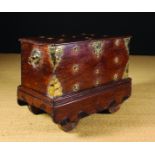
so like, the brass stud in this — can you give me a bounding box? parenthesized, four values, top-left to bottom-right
(95, 79, 100, 86)
(113, 73, 118, 81)
(72, 64, 79, 73)
(115, 39, 121, 46)
(95, 69, 100, 74)
(72, 45, 79, 55)
(73, 83, 80, 92)
(114, 57, 119, 64)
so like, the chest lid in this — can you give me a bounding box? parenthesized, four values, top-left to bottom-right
(19, 34, 131, 45)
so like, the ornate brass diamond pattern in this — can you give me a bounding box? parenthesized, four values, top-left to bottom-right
(49, 45, 64, 71)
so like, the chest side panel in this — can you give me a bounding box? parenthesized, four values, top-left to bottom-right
(49, 37, 130, 97)
(21, 42, 53, 94)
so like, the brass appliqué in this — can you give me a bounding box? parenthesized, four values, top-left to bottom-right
(123, 62, 129, 79)
(90, 41, 104, 58)
(28, 49, 41, 68)
(48, 76, 63, 98)
(49, 45, 64, 71)
(124, 37, 131, 54)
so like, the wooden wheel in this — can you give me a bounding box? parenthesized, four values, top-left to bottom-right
(17, 99, 27, 106)
(59, 121, 79, 132)
(28, 105, 44, 115)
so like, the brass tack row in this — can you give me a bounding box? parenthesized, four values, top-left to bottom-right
(71, 41, 120, 92)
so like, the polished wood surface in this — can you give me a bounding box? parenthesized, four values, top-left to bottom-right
(20, 36, 129, 95)
(21, 42, 53, 94)
(0, 54, 155, 141)
(18, 36, 131, 131)
(53, 78, 131, 124)
(17, 78, 131, 130)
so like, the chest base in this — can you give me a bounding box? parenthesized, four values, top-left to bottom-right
(17, 78, 131, 131)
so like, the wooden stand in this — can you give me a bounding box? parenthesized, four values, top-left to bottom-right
(17, 78, 131, 131)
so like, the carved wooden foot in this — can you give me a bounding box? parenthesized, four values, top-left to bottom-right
(98, 100, 120, 114)
(28, 105, 45, 115)
(107, 102, 121, 113)
(58, 120, 79, 132)
(17, 99, 27, 106)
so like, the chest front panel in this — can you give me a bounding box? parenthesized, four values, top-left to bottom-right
(47, 37, 130, 98)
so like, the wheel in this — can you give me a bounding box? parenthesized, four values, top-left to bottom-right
(17, 99, 27, 106)
(59, 121, 79, 132)
(28, 105, 44, 115)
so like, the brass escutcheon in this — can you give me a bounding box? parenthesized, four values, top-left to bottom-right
(28, 49, 41, 67)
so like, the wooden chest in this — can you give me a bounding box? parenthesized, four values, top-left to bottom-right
(17, 34, 132, 131)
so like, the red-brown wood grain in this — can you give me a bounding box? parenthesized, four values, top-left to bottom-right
(18, 34, 132, 131)
(20, 42, 53, 94)
(20, 35, 130, 96)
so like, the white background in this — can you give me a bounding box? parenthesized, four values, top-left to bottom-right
(0, 0, 155, 12)
(0, 0, 155, 154)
